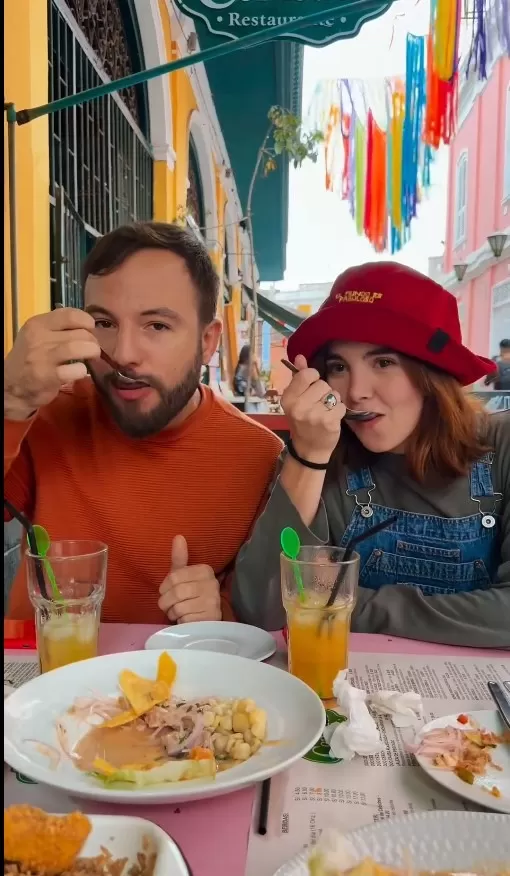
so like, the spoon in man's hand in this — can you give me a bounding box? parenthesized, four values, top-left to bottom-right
(97, 349, 141, 384)
(281, 359, 379, 422)
(55, 303, 140, 384)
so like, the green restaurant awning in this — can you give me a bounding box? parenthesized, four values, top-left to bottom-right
(205, 41, 303, 282)
(245, 286, 305, 336)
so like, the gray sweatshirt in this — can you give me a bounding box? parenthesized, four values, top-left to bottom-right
(232, 412, 510, 648)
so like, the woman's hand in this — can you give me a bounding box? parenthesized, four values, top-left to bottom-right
(281, 354, 346, 463)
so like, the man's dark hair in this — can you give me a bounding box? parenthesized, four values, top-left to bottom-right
(82, 221, 219, 324)
(500, 339, 510, 349)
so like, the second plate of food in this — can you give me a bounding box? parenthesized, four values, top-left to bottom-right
(144, 622, 276, 661)
(413, 709, 510, 814)
(4, 648, 325, 804)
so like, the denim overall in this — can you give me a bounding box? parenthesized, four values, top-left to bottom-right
(339, 454, 501, 595)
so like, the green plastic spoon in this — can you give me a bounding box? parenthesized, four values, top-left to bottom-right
(280, 527, 306, 603)
(27, 525, 64, 604)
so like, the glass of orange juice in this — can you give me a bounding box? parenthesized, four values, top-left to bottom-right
(26, 540, 107, 673)
(281, 546, 359, 700)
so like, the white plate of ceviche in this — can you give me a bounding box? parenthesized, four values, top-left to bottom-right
(273, 811, 510, 875)
(411, 710, 510, 814)
(3, 649, 325, 804)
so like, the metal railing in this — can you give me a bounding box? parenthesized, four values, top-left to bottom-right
(472, 391, 510, 412)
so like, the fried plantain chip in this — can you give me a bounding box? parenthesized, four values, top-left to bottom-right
(118, 669, 169, 716)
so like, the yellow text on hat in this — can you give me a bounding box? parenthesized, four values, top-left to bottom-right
(335, 291, 383, 304)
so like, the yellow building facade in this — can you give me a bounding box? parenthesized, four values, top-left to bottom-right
(4, 0, 247, 374)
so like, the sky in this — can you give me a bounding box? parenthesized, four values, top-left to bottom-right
(278, 0, 453, 290)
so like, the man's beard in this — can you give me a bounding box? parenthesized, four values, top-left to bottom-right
(90, 347, 203, 439)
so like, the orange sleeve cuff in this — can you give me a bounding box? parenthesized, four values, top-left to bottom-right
(4, 416, 36, 469)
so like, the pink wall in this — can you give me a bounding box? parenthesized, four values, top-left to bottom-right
(443, 57, 510, 356)
(455, 260, 509, 357)
(444, 57, 509, 272)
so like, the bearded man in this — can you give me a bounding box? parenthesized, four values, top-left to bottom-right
(4, 222, 282, 623)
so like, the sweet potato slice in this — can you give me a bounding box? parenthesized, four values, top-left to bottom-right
(4, 805, 91, 874)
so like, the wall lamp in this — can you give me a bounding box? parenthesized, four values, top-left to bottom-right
(453, 263, 468, 282)
(487, 232, 508, 258)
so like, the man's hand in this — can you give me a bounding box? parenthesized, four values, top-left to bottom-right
(158, 535, 222, 623)
(4, 307, 101, 421)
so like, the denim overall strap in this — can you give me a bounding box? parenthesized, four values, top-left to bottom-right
(345, 467, 375, 493)
(470, 452, 502, 529)
(470, 452, 495, 498)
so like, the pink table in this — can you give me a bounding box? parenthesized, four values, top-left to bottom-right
(90, 626, 509, 876)
(6, 627, 509, 875)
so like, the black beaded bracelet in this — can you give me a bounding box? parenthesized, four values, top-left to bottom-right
(286, 439, 329, 470)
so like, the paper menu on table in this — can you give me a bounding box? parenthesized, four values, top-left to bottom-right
(4, 656, 40, 689)
(244, 653, 510, 876)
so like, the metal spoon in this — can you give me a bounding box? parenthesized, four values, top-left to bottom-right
(54, 303, 140, 384)
(98, 348, 141, 384)
(281, 359, 379, 422)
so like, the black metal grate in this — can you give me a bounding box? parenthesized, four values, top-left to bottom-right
(65, 0, 144, 128)
(48, 0, 153, 307)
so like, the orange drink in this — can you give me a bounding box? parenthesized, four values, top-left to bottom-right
(37, 612, 100, 673)
(26, 540, 107, 673)
(281, 546, 359, 699)
(286, 596, 354, 699)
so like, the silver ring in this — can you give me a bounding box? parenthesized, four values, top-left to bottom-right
(322, 392, 338, 411)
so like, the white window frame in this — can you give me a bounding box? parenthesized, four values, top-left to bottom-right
(504, 85, 510, 203)
(489, 280, 510, 357)
(454, 150, 468, 247)
(457, 300, 467, 342)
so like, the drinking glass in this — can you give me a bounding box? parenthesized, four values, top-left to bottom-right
(281, 546, 359, 699)
(26, 540, 107, 673)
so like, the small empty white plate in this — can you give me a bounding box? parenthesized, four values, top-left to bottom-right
(144, 622, 276, 661)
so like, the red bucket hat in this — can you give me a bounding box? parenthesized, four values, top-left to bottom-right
(287, 262, 496, 386)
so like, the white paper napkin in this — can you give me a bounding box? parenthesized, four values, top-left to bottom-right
(323, 670, 384, 761)
(323, 670, 423, 761)
(368, 689, 423, 727)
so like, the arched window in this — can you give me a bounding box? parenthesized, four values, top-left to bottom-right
(504, 85, 510, 203)
(49, 0, 153, 307)
(187, 138, 206, 231)
(454, 151, 468, 247)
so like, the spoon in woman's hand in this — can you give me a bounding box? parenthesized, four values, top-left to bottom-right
(281, 359, 379, 422)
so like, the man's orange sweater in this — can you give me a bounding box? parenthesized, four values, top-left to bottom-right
(4, 380, 282, 623)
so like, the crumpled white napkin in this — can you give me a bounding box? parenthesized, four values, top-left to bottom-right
(322, 670, 423, 761)
(368, 689, 423, 727)
(322, 670, 384, 761)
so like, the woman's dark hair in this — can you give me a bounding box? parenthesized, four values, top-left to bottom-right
(237, 345, 251, 366)
(82, 221, 219, 325)
(311, 344, 491, 483)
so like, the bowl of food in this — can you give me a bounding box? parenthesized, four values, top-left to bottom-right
(4, 806, 189, 875)
(3, 649, 325, 803)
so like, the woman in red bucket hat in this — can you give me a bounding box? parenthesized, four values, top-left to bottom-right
(232, 262, 510, 648)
